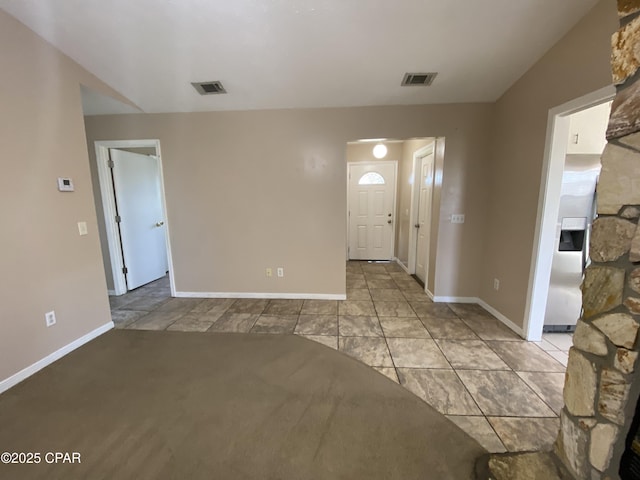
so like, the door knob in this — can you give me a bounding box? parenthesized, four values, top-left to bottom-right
(155, 221, 164, 227)
(415, 224, 420, 228)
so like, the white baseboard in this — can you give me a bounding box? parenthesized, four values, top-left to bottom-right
(0, 321, 114, 395)
(395, 258, 411, 274)
(425, 289, 434, 300)
(477, 299, 525, 338)
(432, 296, 478, 303)
(431, 296, 524, 339)
(107, 290, 116, 296)
(175, 291, 346, 300)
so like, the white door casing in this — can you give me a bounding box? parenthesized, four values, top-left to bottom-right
(348, 162, 397, 260)
(111, 149, 168, 290)
(95, 139, 174, 297)
(525, 85, 615, 341)
(415, 152, 434, 283)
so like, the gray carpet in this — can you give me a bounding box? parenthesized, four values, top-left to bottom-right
(0, 330, 485, 479)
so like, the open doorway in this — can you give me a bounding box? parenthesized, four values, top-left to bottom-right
(94, 140, 174, 297)
(346, 140, 402, 262)
(345, 137, 440, 295)
(524, 85, 615, 342)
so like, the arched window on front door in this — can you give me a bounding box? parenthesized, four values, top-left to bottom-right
(358, 172, 385, 185)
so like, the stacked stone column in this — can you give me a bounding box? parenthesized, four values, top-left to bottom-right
(555, 1, 640, 478)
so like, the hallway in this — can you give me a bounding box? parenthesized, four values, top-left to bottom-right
(110, 261, 569, 453)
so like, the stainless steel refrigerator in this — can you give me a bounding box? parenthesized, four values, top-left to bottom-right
(543, 154, 601, 332)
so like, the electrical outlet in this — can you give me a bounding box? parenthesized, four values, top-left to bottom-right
(451, 214, 465, 224)
(265, 268, 272, 277)
(277, 267, 284, 278)
(45, 311, 56, 327)
(493, 278, 500, 291)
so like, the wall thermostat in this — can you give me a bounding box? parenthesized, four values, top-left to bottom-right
(57, 177, 74, 192)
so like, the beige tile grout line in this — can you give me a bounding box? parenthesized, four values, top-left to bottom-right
(427, 333, 508, 451)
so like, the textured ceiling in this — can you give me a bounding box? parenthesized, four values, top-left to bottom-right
(1, 0, 600, 114)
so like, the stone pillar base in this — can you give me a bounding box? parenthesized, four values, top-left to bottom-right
(476, 451, 575, 480)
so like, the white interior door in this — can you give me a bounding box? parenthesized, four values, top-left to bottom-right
(110, 149, 168, 290)
(415, 153, 434, 283)
(348, 162, 396, 260)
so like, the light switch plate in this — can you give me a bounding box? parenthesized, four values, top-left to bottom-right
(57, 177, 74, 192)
(78, 221, 88, 236)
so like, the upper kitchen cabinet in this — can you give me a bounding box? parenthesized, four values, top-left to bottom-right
(566, 101, 612, 155)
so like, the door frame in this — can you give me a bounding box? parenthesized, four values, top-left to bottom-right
(523, 85, 615, 341)
(94, 139, 175, 296)
(407, 143, 435, 284)
(346, 160, 398, 261)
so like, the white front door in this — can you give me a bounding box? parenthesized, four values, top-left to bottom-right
(415, 153, 434, 283)
(110, 149, 168, 290)
(348, 162, 396, 260)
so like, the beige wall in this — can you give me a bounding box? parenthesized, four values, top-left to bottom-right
(0, 10, 136, 384)
(480, 0, 618, 327)
(345, 141, 403, 164)
(85, 103, 493, 298)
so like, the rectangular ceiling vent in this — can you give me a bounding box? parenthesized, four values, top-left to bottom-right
(401, 72, 437, 87)
(192, 81, 227, 95)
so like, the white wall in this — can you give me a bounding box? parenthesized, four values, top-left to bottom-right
(566, 101, 612, 154)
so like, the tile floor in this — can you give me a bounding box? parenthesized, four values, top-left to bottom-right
(109, 261, 573, 454)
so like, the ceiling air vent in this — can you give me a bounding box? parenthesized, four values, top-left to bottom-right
(192, 81, 227, 95)
(401, 72, 437, 87)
